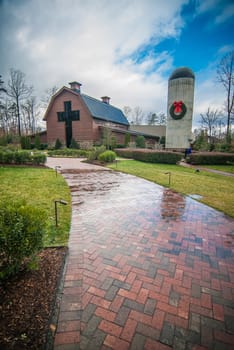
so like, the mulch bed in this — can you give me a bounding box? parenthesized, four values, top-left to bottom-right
(0, 247, 67, 349)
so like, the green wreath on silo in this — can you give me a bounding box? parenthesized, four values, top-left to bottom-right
(169, 101, 187, 120)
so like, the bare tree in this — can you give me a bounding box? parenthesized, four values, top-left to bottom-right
(123, 106, 145, 124)
(7, 69, 33, 136)
(132, 106, 145, 124)
(123, 106, 132, 120)
(147, 112, 166, 125)
(0, 75, 7, 135)
(21, 96, 38, 134)
(217, 51, 234, 137)
(0, 75, 7, 94)
(41, 86, 59, 109)
(0, 99, 19, 135)
(147, 112, 157, 125)
(200, 108, 223, 143)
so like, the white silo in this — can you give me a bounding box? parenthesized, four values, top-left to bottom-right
(166, 67, 195, 150)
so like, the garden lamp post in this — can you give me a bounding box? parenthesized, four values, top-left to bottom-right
(55, 165, 61, 177)
(165, 172, 171, 186)
(54, 199, 67, 226)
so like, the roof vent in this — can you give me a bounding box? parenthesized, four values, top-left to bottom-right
(101, 96, 110, 104)
(69, 81, 82, 93)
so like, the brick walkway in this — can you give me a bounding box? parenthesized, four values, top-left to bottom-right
(46, 158, 234, 350)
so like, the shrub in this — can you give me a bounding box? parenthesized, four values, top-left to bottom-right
(47, 148, 88, 158)
(98, 150, 116, 163)
(39, 143, 48, 150)
(1, 149, 15, 164)
(115, 148, 182, 164)
(111, 136, 117, 150)
(136, 135, 145, 148)
(160, 136, 166, 146)
(0, 135, 8, 146)
(55, 138, 63, 149)
(115, 149, 134, 159)
(124, 133, 130, 147)
(34, 134, 41, 149)
(0, 200, 46, 280)
(116, 144, 126, 148)
(14, 150, 31, 164)
(20, 136, 31, 149)
(79, 141, 93, 150)
(187, 152, 234, 165)
(0, 149, 46, 165)
(215, 142, 231, 152)
(32, 152, 47, 165)
(70, 138, 79, 149)
(87, 145, 106, 161)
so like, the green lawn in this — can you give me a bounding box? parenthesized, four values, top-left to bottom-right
(200, 165, 234, 174)
(0, 166, 71, 246)
(109, 160, 234, 217)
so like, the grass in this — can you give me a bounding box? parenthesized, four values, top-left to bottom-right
(108, 160, 234, 217)
(0, 166, 71, 246)
(199, 165, 234, 174)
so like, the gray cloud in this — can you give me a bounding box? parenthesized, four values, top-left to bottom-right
(0, 0, 231, 124)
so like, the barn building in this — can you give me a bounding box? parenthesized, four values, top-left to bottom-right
(43, 82, 161, 148)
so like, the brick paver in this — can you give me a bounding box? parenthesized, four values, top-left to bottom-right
(46, 158, 234, 350)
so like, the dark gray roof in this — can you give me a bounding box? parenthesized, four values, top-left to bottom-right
(169, 67, 195, 81)
(81, 94, 129, 126)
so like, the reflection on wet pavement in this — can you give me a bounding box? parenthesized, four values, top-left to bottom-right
(160, 189, 186, 219)
(52, 165, 234, 350)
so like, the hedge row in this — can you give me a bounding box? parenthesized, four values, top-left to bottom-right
(0, 149, 46, 165)
(116, 148, 183, 164)
(187, 152, 234, 165)
(47, 148, 89, 157)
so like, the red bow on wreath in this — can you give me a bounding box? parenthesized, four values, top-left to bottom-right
(173, 101, 183, 114)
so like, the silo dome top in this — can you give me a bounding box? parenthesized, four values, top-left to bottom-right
(169, 67, 195, 80)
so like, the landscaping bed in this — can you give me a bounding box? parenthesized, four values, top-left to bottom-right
(0, 247, 67, 350)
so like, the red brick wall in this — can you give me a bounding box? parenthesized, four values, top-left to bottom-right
(92, 120, 128, 145)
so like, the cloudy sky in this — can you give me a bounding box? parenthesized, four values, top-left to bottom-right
(0, 0, 233, 127)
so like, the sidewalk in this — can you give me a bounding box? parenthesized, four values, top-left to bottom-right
(179, 161, 234, 177)
(46, 158, 234, 350)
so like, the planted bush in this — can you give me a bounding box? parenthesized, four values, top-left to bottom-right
(187, 152, 234, 165)
(1, 149, 15, 164)
(47, 148, 88, 158)
(98, 150, 116, 163)
(136, 135, 145, 148)
(116, 148, 182, 164)
(34, 134, 41, 149)
(20, 136, 31, 150)
(14, 150, 31, 164)
(55, 138, 63, 149)
(32, 152, 47, 165)
(0, 200, 46, 280)
(87, 145, 106, 161)
(70, 138, 79, 149)
(0, 149, 46, 165)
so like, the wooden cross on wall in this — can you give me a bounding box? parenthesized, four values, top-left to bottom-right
(57, 101, 80, 147)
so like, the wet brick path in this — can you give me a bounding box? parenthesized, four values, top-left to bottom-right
(46, 159, 234, 350)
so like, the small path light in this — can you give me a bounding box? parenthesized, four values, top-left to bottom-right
(55, 166, 61, 177)
(55, 199, 68, 226)
(165, 172, 171, 186)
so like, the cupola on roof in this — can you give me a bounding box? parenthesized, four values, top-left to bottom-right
(169, 67, 195, 81)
